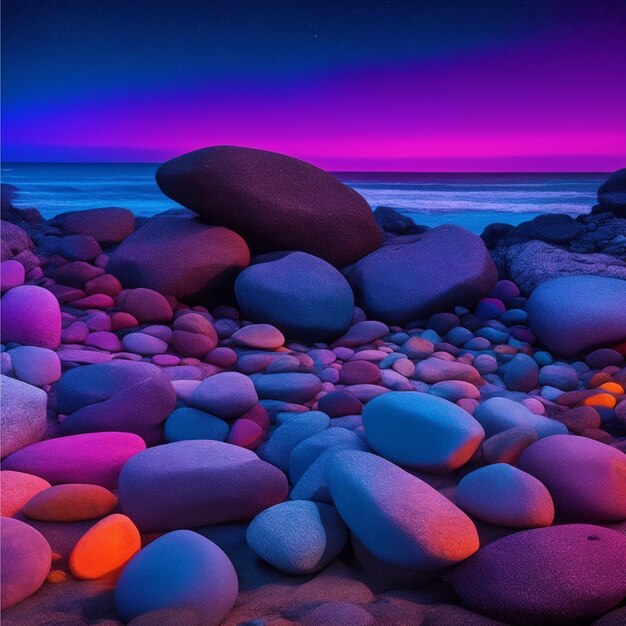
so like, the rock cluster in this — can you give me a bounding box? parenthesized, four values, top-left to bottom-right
(1, 152, 625, 625)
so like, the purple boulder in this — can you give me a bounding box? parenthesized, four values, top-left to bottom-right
(451, 524, 626, 625)
(343, 225, 498, 324)
(53, 207, 135, 244)
(118, 440, 288, 532)
(155, 146, 382, 267)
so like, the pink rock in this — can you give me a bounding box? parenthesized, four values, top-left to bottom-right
(239, 403, 270, 432)
(2, 432, 146, 489)
(1, 285, 61, 348)
(118, 288, 173, 323)
(111, 311, 138, 330)
(57, 349, 114, 364)
(84, 273, 123, 297)
(0, 470, 51, 517)
(205, 347, 238, 368)
(85, 311, 112, 332)
(339, 361, 381, 385)
(1, 260, 25, 292)
(61, 320, 89, 344)
(231, 324, 285, 350)
(85, 331, 123, 352)
(227, 418, 264, 449)
(171, 330, 216, 358)
(1, 517, 52, 610)
(72, 294, 116, 309)
(152, 354, 181, 367)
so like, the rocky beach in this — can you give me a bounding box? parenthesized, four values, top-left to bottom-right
(1, 147, 626, 626)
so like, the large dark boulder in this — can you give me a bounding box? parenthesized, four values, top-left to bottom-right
(598, 168, 626, 216)
(343, 225, 497, 325)
(235, 251, 354, 342)
(107, 216, 250, 299)
(155, 146, 383, 267)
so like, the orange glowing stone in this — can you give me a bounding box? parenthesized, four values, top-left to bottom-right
(599, 382, 624, 395)
(583, 393, 617, 409)
(69, 513, 141, 580)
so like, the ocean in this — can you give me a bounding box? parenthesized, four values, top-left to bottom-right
(0, 163, 607, 234)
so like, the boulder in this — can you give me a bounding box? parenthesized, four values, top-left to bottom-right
(107, 216, 250, 299)
(0, 375, 47, 458)
(598, 168, 626, 216)
(53, 207, 135, 244)
(451, 524, 626, 625)
(343, 225, 497, 324)
(115, 530, 238, 624)
(246, 500, 348, 574)
(1, 259, 25, 292)
(496, 240, 626, 296)
(328, 451, 479, 571)
(155, 146, 382, 267)
(517, 434, 626, 522)
(2, 431, 146, 489)
(362, 392, 484, 473)
(1, 518, 51, 610)
(235, 251, 354, 341)
(118, 440, 288, 532)
(56, 361, 176, 444)
(164, 407, 229, 443)
(1, 285, 61, 348)
(527, 275, 626, 356)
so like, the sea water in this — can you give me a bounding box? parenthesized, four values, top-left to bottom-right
(0, 163, 606, 234)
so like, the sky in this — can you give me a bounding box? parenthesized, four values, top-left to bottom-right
(2, 0, 626, 170)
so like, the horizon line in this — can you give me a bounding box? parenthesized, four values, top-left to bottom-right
(0, 162, 612, 175)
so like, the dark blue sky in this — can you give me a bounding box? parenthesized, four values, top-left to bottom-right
(2, 0, 626, 168)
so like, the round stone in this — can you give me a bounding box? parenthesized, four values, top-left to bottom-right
(503, 353, 539, 392)
(451, 524, 626, 624)
(250, 372, 323, 404)
(1, 285, 61, 348)
(231, 324, 285, 350)
(164, 407, 229, 443)
(339, 360, 381, 385)
(53, 207, 135, 244)
(69, 513, 141, 580)
(246, 500, 348, 574)
(118, 288, 173, 323)
(455, 464, 554, 528)
(517, 434, 626, 522)
(190, 372, 258, 420)
(115, 529, 238, 624)
(527, 276, 626, 356)
(118, 440, 288, 532)
(235, 251, 354, 342)
(9, 346, 61, 386)
(122, 332, 168, 356)
(329, 451, 478, 571)
(1, 517, 52, 610)
(23, 483, 118, 522)
(1, 260, 25, 292)
(362, 392, 484, 473)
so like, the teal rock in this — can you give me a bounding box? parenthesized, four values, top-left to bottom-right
(164, 407, 229, 443)
(115, 530, 238, 623)
(362, 392, 484, 473)
(246, 500, 348, 574)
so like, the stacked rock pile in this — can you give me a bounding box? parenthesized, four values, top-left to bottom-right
(1, 148, 626, 625)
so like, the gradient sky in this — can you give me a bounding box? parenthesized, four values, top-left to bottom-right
(2, 0, 626, 170)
